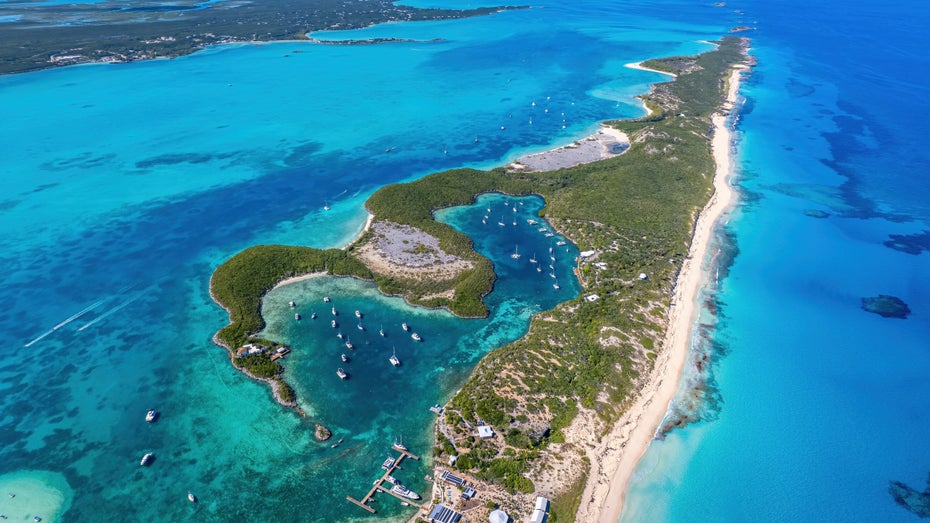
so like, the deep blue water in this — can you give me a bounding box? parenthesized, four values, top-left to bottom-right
(622, 1, 930, 521)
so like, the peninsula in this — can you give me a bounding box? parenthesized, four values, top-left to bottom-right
(209, 36, 751, 521)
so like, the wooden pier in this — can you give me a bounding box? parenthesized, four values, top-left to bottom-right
(347, 447, 429, 514)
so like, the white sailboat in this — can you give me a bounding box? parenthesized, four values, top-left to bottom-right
(511, 244, 521, 259)
(379, 324, 385, 337)
(529, 253, 538, 264)
(389, 346, 401, 367)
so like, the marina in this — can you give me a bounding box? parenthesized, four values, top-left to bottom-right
(346, 447, 427, 514)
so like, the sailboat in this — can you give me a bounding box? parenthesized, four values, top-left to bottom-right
(389, 346, 401, 367)
(332, 306, 337, 316)
(529, 253, 538, 264)
(511, 245, 521, 259)
(553, 280, 560, 290)
(357, 319, 364, 331)
(497, 216, 505, 227)
(323, 201, 330, 211)
(345, 337, 353, 350)
(379, 324, 385, 337)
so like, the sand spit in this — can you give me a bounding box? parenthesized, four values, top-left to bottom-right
(508, 125, 630, 172)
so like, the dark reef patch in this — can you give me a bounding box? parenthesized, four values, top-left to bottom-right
(884, 230, 930, 255)
(804, 209, 830, 218)
(861, 295, 911, 319)
(890, 474, 930, 518)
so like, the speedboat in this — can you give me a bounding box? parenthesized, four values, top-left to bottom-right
(188, 492, 197, 503)
(411, 332, 422, 342)
(140, 453, 154, 466)
(385, 475, 399, 485)
(336, 368, 348, 380)
(145, 409, 158, 423)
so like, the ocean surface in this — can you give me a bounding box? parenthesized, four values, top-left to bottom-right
(0, 0, 732, 521)
(621, 1, 930, 522)
(3, 0, 924, 521)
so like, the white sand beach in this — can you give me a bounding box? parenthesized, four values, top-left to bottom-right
(573, 64, 746, 522)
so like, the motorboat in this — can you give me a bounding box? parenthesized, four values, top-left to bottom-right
(341, 353, 349, 363)
(355, 310, 362, 318)
(331, 320, 337, 329)
(188, 492, 197, 503)
(140, 453, 154, 466)
(288, 301, 296, 307)
(294, 313, 301, 320)
(411, 332, 422, 342)
(323, 296, 330, 303)
(336, 368, 348, 380)
(145, 409, 158, 423)
(401, 322, 409, 332)
(390, 484, 420, 500)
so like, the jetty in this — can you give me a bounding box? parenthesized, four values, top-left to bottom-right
(347, 447, 429, 514)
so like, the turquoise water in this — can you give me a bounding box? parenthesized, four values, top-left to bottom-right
(0, 1, 735, 520)
(622, 1, 930, 521)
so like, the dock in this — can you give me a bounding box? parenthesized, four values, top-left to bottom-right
(347, 447, 430, 514)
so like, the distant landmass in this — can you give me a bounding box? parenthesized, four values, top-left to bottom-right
(0, 0, 522, 75)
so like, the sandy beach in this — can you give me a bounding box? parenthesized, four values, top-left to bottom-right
(625, 61, 677, 77)
(509, 125, 630, 172)
(572, 64, 746, 522)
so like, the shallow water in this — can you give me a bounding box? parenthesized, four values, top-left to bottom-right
(0, 1, 734, 520)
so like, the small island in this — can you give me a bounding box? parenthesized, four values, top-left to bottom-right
(210, 36, 751, 520)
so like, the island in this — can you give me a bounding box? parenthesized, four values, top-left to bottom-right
(861, 294, 911, 319)
(209, 36, 751, 521)
(0, 0, 524, 76)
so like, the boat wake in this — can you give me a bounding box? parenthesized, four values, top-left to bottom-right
(23, 286, 138, 346)
(77, 291, 145, 332)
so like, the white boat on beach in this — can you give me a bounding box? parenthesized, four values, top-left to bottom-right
(336, 368, 348, 380)
(411, 332, 422, 342)
(389, 347, 401, 367)
(390, 484, 420, 500)
(140, 453, 154, 466)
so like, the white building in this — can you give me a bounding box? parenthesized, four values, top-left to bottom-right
(477, 425, 495, 439)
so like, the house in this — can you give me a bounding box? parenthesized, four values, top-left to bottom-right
(440, 470, 466, 488)
(429, 504, 463, 523)
(461, 487, 476, 500)
(528, 509, 547, 523)
(477, 425, 495, 439)
(534, 496, 550, 512)
(448, 455, 458, 466)
(585, 294, 599, 302)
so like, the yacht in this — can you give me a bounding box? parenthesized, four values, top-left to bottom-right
(331, 437, 344, 448)
(512, 205, 517, 212)
(332, 306, 337, 316)
(556, 240, 567, 246)
(511, 245, 521, 259)
(553, 281, 560, 290)
(401, 322, 409, 332)
(550, 272, 557, 279)
(310, 312, 317, 319)
(385, 475, 399, 485)
(355, 310, 362, 318)
(544, 232, 554, 237)
(331, 320, 338, 329)
(145, 409, 158, 423)
(140, 453, 154, 466)
(357, 320, 364, 331)
(392, 437, 408, 452)
(539, 227, 548, 232)
(345, 338, 353, 350)
(481, 219, 487, 225)
(382, 456, 396, 470)
(336, 368, 348, 380)
(341, 353, 349, 363)
(323, 203, 330, 211)
(337, 331, 343, 339)
(529, 253, 538, 264)
(389, 347, 401, 367)
(527, 219, 538, 225)
(497, 217, 505, 227)
(323, 296, 331, 303)
(294, 313, 301, 320)
(188, 492, 197, 503)
(537, 266, 542, 273)
(411, 332, 422, 342)
(379, 325, 385, 337)
(390, 484, 421, 500)
(288, 301, 296, 307)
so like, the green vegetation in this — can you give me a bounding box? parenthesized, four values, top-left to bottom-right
(0, 0, 523, 75)
(208, 36, 747, 510)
